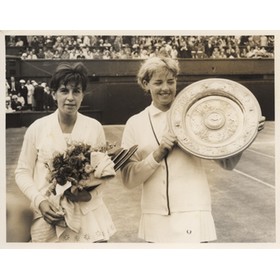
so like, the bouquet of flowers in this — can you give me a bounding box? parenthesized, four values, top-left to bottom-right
(42, 141, 138, 237)
(45, 141, 116, 203)
(39, 141, 117, 236)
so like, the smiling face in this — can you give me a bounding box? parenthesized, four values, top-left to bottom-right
(54, 82, 84, 117)
(144, 67, 177, 111)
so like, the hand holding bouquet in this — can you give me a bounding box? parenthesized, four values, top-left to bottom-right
(43, 141, 137, 234)
(45, 141, 116, 203)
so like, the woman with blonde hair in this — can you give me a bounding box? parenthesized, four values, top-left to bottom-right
(120, 56, 263, 243)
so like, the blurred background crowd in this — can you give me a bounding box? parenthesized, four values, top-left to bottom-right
(6, 35, 274, 60)
(5, 78, 55, 113)
(5, 34, 275, 113)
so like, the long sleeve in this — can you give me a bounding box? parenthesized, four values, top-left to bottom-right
(121, 152, 160, 189)
(120, 114, 161, 189)
(15, 125, 46, 210)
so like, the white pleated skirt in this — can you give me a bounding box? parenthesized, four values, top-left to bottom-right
(138, 211, 217, 243)
(59, 203, 116, 243)
(31, 203, 116, 243)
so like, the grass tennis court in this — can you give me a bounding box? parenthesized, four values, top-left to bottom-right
(5, 122, 275, 244)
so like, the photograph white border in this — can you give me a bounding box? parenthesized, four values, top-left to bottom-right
(1, 3, 280, 278)
(1, 29, 278, 250)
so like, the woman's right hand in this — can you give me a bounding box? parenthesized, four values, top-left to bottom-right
(39, 200, 65, 225)
(153, 131, 177, 162)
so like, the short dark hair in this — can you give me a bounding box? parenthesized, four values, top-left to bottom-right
(49, 62, 88, 93)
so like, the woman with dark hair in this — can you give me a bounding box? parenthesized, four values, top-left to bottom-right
(15, 62, 116, 243)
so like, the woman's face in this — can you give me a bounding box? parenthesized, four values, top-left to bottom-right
(144, 68, 177, 111)
(54, 82, 84, 117)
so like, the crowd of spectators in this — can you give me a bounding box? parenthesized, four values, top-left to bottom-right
(5, 77, 55, 113)
(5, 35, 275, 113)
(6, 35, 274, 60)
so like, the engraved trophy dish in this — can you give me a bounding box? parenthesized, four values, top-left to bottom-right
(168, 78, 263, 159)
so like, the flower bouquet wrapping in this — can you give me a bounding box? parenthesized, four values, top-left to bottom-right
(44, 141, 117, 233)
(46, 142, 116, 197)
(42, 141, 138, 238)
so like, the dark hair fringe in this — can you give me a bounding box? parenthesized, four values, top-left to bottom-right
(50, 62, 88, 92)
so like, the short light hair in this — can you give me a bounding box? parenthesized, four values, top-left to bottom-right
(137, 56, 180, 91)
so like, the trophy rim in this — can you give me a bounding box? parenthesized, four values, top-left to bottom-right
(168, 78, 262, 159)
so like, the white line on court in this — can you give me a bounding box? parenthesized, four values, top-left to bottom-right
(246, 148, 275, 159)
(233, 169, 275, 189)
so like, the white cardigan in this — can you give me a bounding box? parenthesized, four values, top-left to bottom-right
(121, 104, 212, 215)
(15, 110, 106, 213)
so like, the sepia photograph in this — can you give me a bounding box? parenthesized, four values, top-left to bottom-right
(1, 31, 276, 248)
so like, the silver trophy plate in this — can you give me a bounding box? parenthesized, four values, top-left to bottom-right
(168, 78, 262, 159)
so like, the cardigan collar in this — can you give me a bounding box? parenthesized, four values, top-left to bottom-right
(149, 102, 170, 117)
(49, 109, 84, 150)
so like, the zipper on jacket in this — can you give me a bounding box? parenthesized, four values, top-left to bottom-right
(164, 157, 170, 215)
(148, 110, 171, 215)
